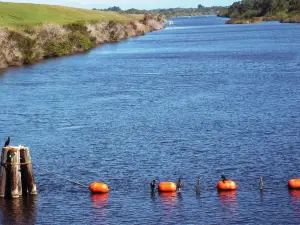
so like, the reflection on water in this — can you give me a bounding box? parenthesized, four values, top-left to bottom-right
(90, 193, 109, 208)
(157, 192, 179, 224)
(289, 190, 300, 200)
(289, 190, 300, 222)
(159, 191, 177, 198)
(151, 190, 156, 200)
(159, 192, 178, 206)
(91, 194, 109, 225)
(218, 190, 238, 219)
(0, 196, 37, 225)
(218, 190, 237, 203)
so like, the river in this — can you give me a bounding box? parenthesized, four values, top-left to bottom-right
(0, 15, 300, 224)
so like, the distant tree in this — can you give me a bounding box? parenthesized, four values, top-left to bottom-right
(198, 4, 205, 9)
(92, 8, 97, 11)
(105, 6, 121, 11)
(271, 0, 289, 13)
(289, 0, 300, 11)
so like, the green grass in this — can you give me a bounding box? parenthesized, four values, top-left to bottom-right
(0, 2, 142, 28)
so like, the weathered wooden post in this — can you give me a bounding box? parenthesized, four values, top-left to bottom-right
(0, 147, 8, 197)
(7, 147, 20, 198)
(20, 147, 37, 195)
(196, 177, 200, 195)
(0, 145, 37, 198)
(17, 150, 22, 196)
(260, 176, 263, 191)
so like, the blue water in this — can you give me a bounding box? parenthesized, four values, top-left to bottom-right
(0, 16, 300, 224)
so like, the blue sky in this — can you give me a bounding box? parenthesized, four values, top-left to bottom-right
(8, 0, 236, 9)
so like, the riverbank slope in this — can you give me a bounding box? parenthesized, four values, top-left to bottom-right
(0, 2, 164, 69)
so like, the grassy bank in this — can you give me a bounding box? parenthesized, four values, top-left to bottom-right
(0, 2, 141, 28)
(0, 3, 164, 69)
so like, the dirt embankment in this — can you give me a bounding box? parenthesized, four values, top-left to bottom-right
(0, 14, 165, 69)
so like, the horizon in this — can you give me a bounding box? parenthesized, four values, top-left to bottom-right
(4, 0, 236, 10)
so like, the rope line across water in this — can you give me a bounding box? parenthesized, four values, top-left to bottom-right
(2, 162, 32, 166)
(33, 163, 89, 189)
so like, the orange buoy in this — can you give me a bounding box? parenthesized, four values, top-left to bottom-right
(288, 179, 300, 189)
(89, 182, 109, 193)
(217, 180, 237, 191)
(158, 182, 177, 192)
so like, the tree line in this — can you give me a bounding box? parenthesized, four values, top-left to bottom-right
(218, 0, 300, 18)
(93, 5, 227, 18)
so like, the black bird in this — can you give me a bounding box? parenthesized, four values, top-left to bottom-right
(4, 137, 10, 147)
(150, 180, 156, 192)
(221, 175, 227, 182)
(177, 177, 183, 190)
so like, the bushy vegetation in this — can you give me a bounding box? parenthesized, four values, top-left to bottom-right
(218, 0, 300, 23)
(0, 14, 164, 69)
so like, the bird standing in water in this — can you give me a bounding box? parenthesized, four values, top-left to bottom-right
(4, 137, 10, 147)
(221, 175, 227, 182)
(150, 180, 156, 192)
(177, 177, 183, 191)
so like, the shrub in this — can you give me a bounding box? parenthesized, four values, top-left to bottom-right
(125, 22, 137, 37)
(64, 23, 90, 36)
(8, 30, 37, 64)
(106, 21, 126, 42)
(68, 31, 95, 50)
(37, 23, 69, 44)
(132, 21, 147, 35)
(241, 10, 260, 19)
(0, 28, 23, 67)
(43, 41, 73, 57)
(87, 22, 110, 44)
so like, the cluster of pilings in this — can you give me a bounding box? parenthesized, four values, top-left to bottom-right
(0, 146, 37, 198)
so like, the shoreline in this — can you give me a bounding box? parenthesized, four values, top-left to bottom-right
(0, 14, 165, 70)
(220, 15, 300, 25)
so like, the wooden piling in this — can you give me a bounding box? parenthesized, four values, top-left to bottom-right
(7, 148, 20, 198)
(260, 176, 263, 191)
(0, 146, 37, 198)
(0, 147, 8, 197)
(17, 150, 22, 196)
(196, 178, 200, 195)
(20, 148, 37, 195)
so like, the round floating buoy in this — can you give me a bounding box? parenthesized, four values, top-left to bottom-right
(288, 179, 300, 189)
(217, 180, 237, 191)
(158, 182, 177, 192)
(89, 182, 109, 193)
